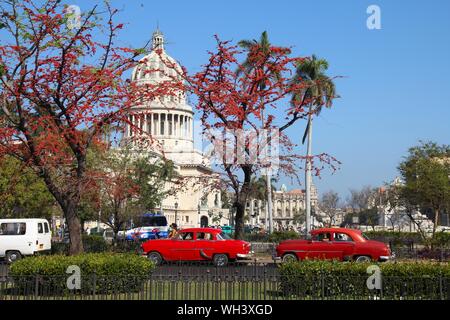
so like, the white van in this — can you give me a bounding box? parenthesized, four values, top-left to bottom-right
(0, 219, 52, 263)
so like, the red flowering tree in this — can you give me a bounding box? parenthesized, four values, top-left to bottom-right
(0, 0, 169, 254)
(181, 38, 339, 239)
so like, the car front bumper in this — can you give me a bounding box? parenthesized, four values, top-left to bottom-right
(237, 251, 254, 260)
(379, 254, 394, 262)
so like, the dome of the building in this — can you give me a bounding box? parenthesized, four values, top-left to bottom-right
(130, 29, 191, 112)
(124, 29, 197, 161)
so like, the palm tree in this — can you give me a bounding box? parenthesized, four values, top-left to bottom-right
(291, 55, 337, 235)
(237, 31, 289, 233)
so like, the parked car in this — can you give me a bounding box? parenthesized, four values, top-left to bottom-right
(141, 227, 253, 266)
(0, 219, 52, 263)
(220, 225, 234, 236)
(275, 227, 391, 263)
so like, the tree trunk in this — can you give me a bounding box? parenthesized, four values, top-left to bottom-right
(81, 220, 86, 234)
(233, 166, 252, 240)
(65, 202, 84, 255)
(234, 201, 246, 240)
(431, 208, 440, 250)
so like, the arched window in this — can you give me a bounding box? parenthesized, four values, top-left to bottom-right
(201, 195, 208, 207)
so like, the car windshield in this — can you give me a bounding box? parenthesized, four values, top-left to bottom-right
(361, 233, 370, 240)
(217, 232, 231, 240)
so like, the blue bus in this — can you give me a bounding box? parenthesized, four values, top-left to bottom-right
(119, 212, 169, 241)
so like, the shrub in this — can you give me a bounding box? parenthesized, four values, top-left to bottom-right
(82, 235, 109, 253)
(364, 231, 421, 247)
(51, 242, 69, 255)
(243, 231, 301, 243)
(51, 235, 110, 255)
(112, 239, 144, 254)
(278, 260, 450, 299)
(268, 231, 301, 243)
(9, 253, 154, 295)
(364, 231, 450, 248)
(432, 232, 450, 248)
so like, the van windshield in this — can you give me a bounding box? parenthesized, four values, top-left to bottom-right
(140, 216, 167, 227)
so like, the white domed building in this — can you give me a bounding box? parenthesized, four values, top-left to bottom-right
(121, 29, 229, 228)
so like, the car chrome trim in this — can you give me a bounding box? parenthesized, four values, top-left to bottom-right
(236, 252, 254, 259)
(199, 249, 212, 260)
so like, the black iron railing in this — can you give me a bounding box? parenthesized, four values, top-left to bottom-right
(1, 271, 448, 300)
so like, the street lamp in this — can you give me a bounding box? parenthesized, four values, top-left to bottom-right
(174, 202, 178, 226)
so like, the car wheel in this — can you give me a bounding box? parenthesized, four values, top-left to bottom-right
(147, 252, 163, 265)
(355, 255, 371, 263)
(282, 253, 298, 263)
(213, 254, 228, 267)
(6, 251, 22, 264)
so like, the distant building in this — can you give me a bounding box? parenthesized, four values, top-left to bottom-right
(244, 183, 318, 230)
(374, 177, 436, 232)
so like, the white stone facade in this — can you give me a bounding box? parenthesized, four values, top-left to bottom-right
(121, 29, 229, 228)
(245, 184, 318, 230)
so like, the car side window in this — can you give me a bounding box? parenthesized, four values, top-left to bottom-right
(198, 233, 212, 240)
(334, 233, 353, 242)
(181, 232, 194, 240)
(313, 232, 331, 242)
(37, 223, 43, 234)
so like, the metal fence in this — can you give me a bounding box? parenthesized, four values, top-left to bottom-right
(389, 247, 450, 261)
(0, 262, 8, 280)
(1, 272, 448, 300)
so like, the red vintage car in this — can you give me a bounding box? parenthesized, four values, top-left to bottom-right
(141, 227, 252, 266)
(275, 228, 391, 263)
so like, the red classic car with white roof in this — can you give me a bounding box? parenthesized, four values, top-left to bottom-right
(141, 227, 252, 266)
(276, 228, 392, 263)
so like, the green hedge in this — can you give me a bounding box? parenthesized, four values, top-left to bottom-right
(242, 231, 302, 243)
(10, 253, 154, 294)
(82, 235, 109, 253)
(51, 235, 110, 255)
(279, 260, 450, 299)
(364, 231, 421, 246)
(432, 232, 450, 248)
(268, 231, 301, 243)
(364, 231, 450, 248)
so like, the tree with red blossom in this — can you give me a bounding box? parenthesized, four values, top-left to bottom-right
(176, 36, 340, 239)
(0, 0, 168, 254)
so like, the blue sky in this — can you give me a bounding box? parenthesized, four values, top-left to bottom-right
(72, 0, 450, 200)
